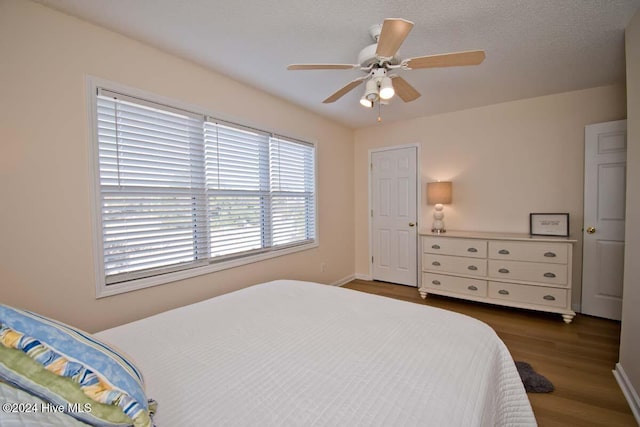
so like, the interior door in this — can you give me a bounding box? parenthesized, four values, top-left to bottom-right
(582, 120, 627, 320)
(371, 147, 418, 287)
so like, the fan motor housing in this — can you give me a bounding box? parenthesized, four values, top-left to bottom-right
(358, 43, 400, 68)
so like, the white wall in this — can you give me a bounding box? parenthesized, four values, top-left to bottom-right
(354, 85, 627, 308)
(618, 7, 640, 419)
(0, 0, 355, 332)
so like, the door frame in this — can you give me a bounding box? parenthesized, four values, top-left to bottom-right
(367, 144, 422, 281)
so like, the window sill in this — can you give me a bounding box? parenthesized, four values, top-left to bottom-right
(95, 241, 319, 298)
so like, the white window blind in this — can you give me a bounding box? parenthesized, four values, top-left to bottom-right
(97, 90, 208, 284)
(270, 135, 316, 247)
(95, 87, 316, 288)
(204, 121, 316, 259)
(204, 120, 270, 258)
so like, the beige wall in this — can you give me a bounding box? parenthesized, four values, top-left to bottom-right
(619, 8, 640, 414)
(354, 85, 627, 308)
(0, 1, 355, 332)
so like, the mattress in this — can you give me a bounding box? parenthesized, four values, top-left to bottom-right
(95, 280, 536, 426)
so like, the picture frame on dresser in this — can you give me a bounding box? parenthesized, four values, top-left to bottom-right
(529, 213, 570, 237)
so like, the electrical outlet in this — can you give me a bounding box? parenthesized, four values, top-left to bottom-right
(320, 262, 326, 272)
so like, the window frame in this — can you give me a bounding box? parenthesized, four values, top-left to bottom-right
(87, 77, 318, 298)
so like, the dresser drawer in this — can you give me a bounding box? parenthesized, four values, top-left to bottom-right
(422, 273, 488, 297)
(488, 241, 568, 264)
(423, 254, 487, 276)
(488, 281, 568, 308)
(488, 260, 567, 285)
(422, 236, 487, 258)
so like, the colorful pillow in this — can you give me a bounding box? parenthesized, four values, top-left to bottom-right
(0, 304, 156, 427)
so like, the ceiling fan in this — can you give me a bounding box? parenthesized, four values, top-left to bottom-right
(287, 18, 485, 108)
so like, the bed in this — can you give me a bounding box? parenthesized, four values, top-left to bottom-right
(1, 280, 536, 426)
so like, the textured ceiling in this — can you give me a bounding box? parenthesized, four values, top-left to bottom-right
(35, 0, 640, 129)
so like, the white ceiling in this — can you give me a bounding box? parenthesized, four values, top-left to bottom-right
(36, 0, 639, 129)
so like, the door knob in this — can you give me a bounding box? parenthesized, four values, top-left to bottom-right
(586, 226, 596, 234)
(409, 222, 415, 227)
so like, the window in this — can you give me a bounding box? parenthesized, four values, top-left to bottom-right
(92, 86, 316, 296)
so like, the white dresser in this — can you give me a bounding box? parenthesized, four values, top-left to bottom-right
(420, 230, 576, 323)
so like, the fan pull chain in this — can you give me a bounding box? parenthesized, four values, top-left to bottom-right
(377, 102, 382, 123)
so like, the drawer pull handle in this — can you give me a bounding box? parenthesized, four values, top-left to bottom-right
(544, 272, 556, 278)
(467, 247, 478, 253)
(498, 268, 510, 274)
(432, 244, 441, 250)
(468, 265, 478, 271)
(432, 261, 441, 266)
(467, 285, 478, 291)
(498, 249, 510, 255)
(432, 280, 441, 285)
(543, 295, 556, 301)
(498, 289, 510, 295)
(544, 252, 557, 258)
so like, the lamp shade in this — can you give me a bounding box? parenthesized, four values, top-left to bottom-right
(364, 78, 379, 103)
(360, 97, 374, 108)
(379, 76, 395, 100)
(427, 181, 452, 205)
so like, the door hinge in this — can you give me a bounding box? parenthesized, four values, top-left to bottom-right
(370, 163, 373, 171)
(371, 256, 374, 264)
(371, 209, 373, 217)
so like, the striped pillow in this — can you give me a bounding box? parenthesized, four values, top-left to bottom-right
(0, 304, 156, 427)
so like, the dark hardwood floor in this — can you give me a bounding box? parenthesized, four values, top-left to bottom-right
(343, 279, 636, 426)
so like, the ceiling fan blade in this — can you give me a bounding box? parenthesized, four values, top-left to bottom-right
(376, 18, 414, 59)
(390, 76, 421, 102)
(323, 76, 368, 103)
(287, 64, 359, 70)
(404, 50, 486, 69)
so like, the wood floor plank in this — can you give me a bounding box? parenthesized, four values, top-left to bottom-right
(342, 279, 636, 426)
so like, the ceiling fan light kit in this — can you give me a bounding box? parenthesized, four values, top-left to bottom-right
(287, 18, 486, 120)
(359, 69, 395, 108)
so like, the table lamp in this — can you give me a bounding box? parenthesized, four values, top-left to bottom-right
(427, 181, 452, 233)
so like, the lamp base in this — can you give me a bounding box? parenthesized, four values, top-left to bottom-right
(431, 204, 446, 234)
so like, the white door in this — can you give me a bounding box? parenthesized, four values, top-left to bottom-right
(371, 147, 418, 287)
(582, 120, 627, 320)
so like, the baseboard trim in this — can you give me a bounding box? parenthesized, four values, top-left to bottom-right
(613, 363, 640, 424)
(331, 275, 355, 287)
(355, 274, 372, 281)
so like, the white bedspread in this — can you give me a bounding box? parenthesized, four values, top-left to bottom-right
(96, 280, 536, 426)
